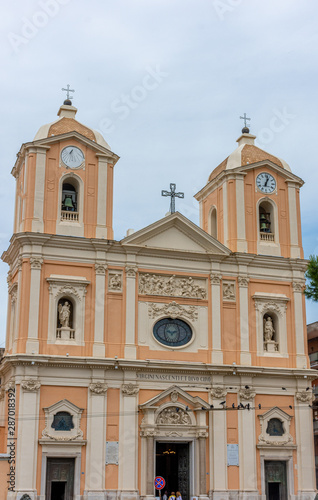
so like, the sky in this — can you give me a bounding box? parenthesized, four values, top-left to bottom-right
(0, 0, 317, 348)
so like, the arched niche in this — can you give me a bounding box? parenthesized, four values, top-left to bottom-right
(208, 206, 217, 239)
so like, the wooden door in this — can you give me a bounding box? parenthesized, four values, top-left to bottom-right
(46, 457, 75, 500)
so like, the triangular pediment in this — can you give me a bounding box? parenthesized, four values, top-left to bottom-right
(234, 160, 304, 184)
(122, 212, 230, 255)
(258, 406, 292, 422)
(139, 385, 210, 410)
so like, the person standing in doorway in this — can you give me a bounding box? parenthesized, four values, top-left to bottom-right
(176, 491, 182, 500)
(168, 492, 176, 500)
(163, 491, 168, 500)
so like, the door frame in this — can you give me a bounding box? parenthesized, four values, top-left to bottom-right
(154, 438, 195, 498)
(260, 452, 294, 499)
(40, 448, 82, 498)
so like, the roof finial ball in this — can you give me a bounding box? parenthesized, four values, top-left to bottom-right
(62, 84, 75, 106)
(240, 112, 251, 134)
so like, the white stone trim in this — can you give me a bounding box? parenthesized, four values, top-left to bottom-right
(96, 156, 108, 238)
(223, 182, 228, 247)
(26, 256, 43, 354)
(32, 147, 48, 232)
(258, 407, 293, 447)
(41, 399, 84, 442)
(287, 183, 300, 258)
(46, 275, 90, 346)
(236, 175, 247, 252)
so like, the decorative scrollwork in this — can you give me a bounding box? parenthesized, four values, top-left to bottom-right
(293, 282, 305, 293)
(210, 273, 222, 285)
(89, 382, 108, 394)
(239, 387, 256, 400)
(121, 383, 139, 396)
(148, 301, 198, 321)
(126, 266, 138, 278)
(30, 257, 43, 269)
(296, 390, 313, 403)
(238, 276, 249, 288)
(211, 387, 227, 399)
(21, 379, 41, 392)
(95, 262, 107, 275)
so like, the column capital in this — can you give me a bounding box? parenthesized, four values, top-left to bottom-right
(211, 387, 227, 399)
(89, 382, 108, 395)
(293, 281, 305, 293)
(239, 387, 256, 400)
(21, 379, 41, 392)
(296, 390, 314, 404)
(210, 273, 222, 285)
(125, 265, 138, 278)
(95, 262, 107, 275)
(238, 276, 249, 288)
(121, 383, 139, 396)
(30, 257, 43, 270)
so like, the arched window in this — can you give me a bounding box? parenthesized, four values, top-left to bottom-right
(259, 199, 275, 242)
(209, 207, 217, 239)
(56, 298, 75, 340)
(263, 312, 279, 352)
(51, 411, 74, 431)
(61, 180, 79, 222)
(266, 418, 284, 436)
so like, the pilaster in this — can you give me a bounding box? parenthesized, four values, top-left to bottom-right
(292, 281, 307, 368)
(93, 262, 107, 357)
(119, 384, 139, 500)
(287, 182, 300, 258)
(238, 276, 251, 365)
(125, 266, 138, 359)
(235, 175, 247, 252)
(238, 387, 257, 495)
(26, 255, 43, 354)
(210, 386, 228, 500)
(96, 155, 108, 239)
(15, 378, 41, 498)
(295, 389, 316, 496)
(84, 380, 108, 498)
(210, 273, 223, 364)
(32, 146, 49, 233)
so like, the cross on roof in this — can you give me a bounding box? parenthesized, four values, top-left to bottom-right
(62, 84, 75, 100)
(240, 113, 251, 128)
(161, 183, 184, 214)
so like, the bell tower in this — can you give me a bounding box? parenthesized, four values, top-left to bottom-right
(195, 124, 304, 259)
(12, 99, 119, 239)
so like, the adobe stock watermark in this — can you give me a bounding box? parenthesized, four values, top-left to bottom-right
(213, 0, 244, 21)
(98, 65, 169, 135)
(8, 0, 72, 54)
(256, 107, 296, 148)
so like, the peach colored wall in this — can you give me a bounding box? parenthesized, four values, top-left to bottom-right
(24, 152, 36, 232)
(222, 303, 239, 365)
(106, 164, 114, 240)
(226, 393, 239, 490)
(37, 386, 88, 494)
(105, 388, 119, 489)
(227, 180, 237, 251)
(0, 460, 9, 500)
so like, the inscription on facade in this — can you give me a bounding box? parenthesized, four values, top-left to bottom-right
(106, 441, 119, 465)
(227, 444, 239, 466)
(136, 372, 211, 383)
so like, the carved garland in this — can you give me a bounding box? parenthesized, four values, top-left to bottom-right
(296, 390, 313, 403)
(148, 301, 198, 321)
(122, 384, 139, 396)
(239, 388, 256, 400)
(211, 387, 227, 399)
(21, 379, 41, 392)
(89, 382, 108, 394)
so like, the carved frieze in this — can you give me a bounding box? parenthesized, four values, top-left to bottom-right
(296, 390, 313, 403)
(122, 383, 139, 396)
(211, 387, 227, 399)
(108, 272, 122, 292)
(156, 406, 191, 425)
(223, 281, 236, 301)
(89, 382, 108, 394)
(21, 379, 41, 392)
(148, 301, 198, 321)
(139, 273, 206, 299)
(140, 428, 156, 437)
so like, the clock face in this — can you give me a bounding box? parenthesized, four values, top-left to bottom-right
(153, 318, 192, 347)
(256, 172, 276, 194)
(61, 146, 85, 168)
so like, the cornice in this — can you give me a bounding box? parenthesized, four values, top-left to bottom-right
(0, 354, 316, 381)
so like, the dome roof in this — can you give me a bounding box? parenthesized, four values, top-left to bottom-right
(208, 132, 291, 182)
(33, 103, 111, 150)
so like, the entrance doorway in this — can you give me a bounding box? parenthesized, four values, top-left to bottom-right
(156, 442, 190, 500)
(46, 458, 75, 500)
(265, 461, 287, 500)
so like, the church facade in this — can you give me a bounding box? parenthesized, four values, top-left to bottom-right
(0, 101, 315, 500)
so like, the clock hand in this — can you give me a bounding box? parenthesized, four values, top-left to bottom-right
(264, 176, 269, 187)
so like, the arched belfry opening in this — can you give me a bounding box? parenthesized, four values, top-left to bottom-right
(259, 199, 276, 242)
(61, 179, 79, 221)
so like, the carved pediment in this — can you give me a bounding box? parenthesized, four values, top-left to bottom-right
(42, 399, 84, 442)
(139, 385, 210, 411)
(122, 212, 230, 255)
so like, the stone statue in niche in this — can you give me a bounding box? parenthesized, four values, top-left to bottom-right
(58, 301, 71, 328)
(263, 315, 278, 352)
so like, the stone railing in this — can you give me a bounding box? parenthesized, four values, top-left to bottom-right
(56, 328, 75, 340)
(61, 211, 79, 222)
(260, 232, 275, 242)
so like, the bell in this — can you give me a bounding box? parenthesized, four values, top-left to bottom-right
(260, 214, 267, 221)
(260, 222, 267, 231)
(64, 196, 74, 209)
